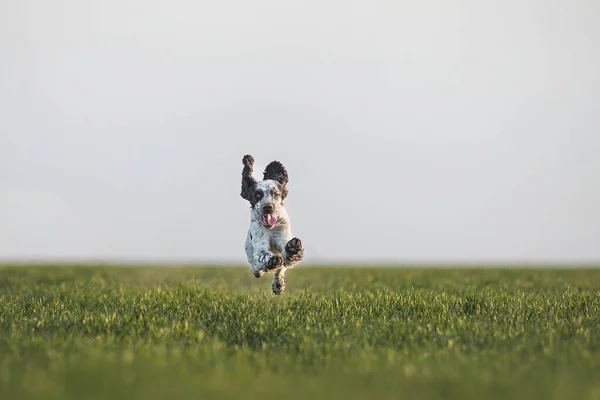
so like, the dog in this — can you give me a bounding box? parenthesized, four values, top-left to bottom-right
(240, 155, 304, 294)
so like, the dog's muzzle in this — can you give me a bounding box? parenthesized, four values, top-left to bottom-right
(261, 205, 277, 228)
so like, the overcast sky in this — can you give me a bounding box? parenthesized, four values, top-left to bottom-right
(1, 0, 599, 264)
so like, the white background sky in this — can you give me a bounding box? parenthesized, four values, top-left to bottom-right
(1, 0, 599, 264)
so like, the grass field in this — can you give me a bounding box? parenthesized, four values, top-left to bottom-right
(0, 265, 599, 400)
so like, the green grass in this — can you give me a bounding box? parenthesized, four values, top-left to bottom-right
(1, 266, 599, 400)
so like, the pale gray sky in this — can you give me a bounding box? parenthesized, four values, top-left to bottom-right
(1, 0, 599, 263)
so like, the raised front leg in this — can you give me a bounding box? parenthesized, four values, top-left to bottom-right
(271, 238, 303, 295)
(271, 229, 304, 267)
(251, 247, 283, 278)
(284, 237, 304, 266)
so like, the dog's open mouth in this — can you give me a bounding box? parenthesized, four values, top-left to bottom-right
(261, 214, 278, 228)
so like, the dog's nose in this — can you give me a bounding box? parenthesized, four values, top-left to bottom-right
(262, 204, 274, 214)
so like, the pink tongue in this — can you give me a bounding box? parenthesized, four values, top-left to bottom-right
(267, 215, 277, 226)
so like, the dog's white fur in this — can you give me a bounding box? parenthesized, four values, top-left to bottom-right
(240, 155, 304, 294)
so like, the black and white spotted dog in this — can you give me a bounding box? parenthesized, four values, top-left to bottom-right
(240, 155, 304, 295)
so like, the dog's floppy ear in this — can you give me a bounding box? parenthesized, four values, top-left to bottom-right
(241, 154, 257, 202)
(263, 161, 289, 198)
(263, 161, 289, 186)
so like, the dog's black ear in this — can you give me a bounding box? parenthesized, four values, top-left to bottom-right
(241, 155, 257, 202)
(263, 160, 289, 199)
(263, 161, 289, 186)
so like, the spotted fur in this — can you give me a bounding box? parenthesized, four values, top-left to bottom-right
(263, 161, 289, 199)
(240, 155, 304, 294)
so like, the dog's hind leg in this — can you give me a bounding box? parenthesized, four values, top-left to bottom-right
(272, 267, 287, 295)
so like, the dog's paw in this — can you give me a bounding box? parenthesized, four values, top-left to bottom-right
(285, 237, 303, 255)
(253, 269, 265, 278)
(242, 154, 254, 166)
(266, 255, 283, 270)
(272, 275, 285, 295)
(285, 238, 304, 262)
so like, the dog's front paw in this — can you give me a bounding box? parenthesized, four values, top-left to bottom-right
(285, 237, 303, 255)
(285, 238, 304, 262)
(266, 255, 283, 270)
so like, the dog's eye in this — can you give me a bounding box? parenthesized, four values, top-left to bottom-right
(254, 191, 263, 199)
(272, 192, 279, 198)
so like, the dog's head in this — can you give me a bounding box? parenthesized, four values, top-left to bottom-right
(241, 155, 289, 230)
